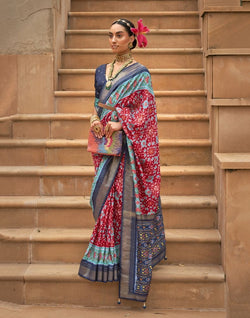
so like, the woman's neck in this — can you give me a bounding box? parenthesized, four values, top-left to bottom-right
(115, 52, 132, 63)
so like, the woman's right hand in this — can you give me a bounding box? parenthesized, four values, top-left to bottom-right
(91, 120, 104, 139)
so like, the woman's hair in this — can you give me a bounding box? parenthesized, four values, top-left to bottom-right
(111, 18, 137, 49)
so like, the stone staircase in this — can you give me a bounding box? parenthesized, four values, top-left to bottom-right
(0, 0, 225, 313)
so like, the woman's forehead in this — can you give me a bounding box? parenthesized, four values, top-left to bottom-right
(109, 23, 127, 33)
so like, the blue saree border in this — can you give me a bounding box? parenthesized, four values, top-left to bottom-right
(99, 63, 149, 104)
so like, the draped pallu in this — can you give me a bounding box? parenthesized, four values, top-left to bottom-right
(78, 62, 166, 302)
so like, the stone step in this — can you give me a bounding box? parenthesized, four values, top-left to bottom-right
(54, 90, 207, 114)
(65, 29, 201, 49)
(161, 165, 214, 195)
(0, 138, 211, 166)
(71, 0, 198, 12)
(58, 68, 204, 91)
(160, 138, 211, 165)
(162, 195, 217, 229)
(68, 11, 199, 30)
(0, 165, 214, 196)
(0, 195, 217, 230)
(156, 90, 207, 114)
(61, 48, 203, 69)
(0, 263, 225, 308)
(0, 302, 227, 318)
(158, 114, 209, 139)
(0, 228, 221, 264)
(8, 113, 209, 139)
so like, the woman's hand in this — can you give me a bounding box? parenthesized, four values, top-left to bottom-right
(104, 121, 122, 138)
(91, 120, 104, 139)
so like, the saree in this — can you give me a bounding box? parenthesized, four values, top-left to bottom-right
(78, 62, 166, 302)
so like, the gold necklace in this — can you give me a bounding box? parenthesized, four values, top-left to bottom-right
(115, 52, 132, 63)
(106, 56, 133, 90)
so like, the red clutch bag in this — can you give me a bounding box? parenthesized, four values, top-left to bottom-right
(87, 129, 123, 156)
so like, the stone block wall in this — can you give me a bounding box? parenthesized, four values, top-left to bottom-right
(0, 0, 70, 117)
(198, 0, 250, 153)
(215, 155, 250, 318)
(199, 1, 250, 317)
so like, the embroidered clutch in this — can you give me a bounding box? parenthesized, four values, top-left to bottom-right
(87, 129, 123, 156)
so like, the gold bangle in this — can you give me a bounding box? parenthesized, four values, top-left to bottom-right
(90, 115, 100, 124)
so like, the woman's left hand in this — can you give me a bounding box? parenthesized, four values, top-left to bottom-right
(104, 121, 122, 138)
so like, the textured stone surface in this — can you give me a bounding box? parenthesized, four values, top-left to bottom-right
(0, 55, 18, 117)
(213, 56, 250, 99)
(215, 155, 250, 318)
(0, 301, 226, 318)
(71, 0, 198, 12)
(17, 55, 54, 113)
(69, 13, 199, 30)
(59, 72, 204, 91)
(208, 13, 250, 49)
(62, 50, 203, 69)
(13, 121, 50, 139)
(65, 32, 201, 49)
(204, 0, 240, 6)
(0, 121, 11, 138)
(0, 0, 56, 54)
(218, 107, 250, 152)
(225, 170, 250, 315)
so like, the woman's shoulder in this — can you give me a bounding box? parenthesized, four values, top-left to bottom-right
(132, 62, 150, 74)
(95, 64, 107, 73)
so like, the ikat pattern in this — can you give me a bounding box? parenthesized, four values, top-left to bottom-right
(115, 89, 160, 216)
(79, 64, 166, 296)
(135, 207, 166, 295)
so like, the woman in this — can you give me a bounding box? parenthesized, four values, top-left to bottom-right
(78, 18, 166, 307)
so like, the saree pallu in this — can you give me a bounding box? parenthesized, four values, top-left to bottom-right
(78, 62, 166, 302)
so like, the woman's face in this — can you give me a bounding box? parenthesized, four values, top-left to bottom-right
(108, 23, 134, 55)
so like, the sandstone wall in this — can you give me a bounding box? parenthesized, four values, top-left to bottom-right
(0, 0, 70, 117)
(199, 1, 250, 317)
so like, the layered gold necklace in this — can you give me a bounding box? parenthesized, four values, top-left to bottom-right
(106, 53, 133, 90)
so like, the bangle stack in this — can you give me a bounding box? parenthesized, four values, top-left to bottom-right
(90, 114, 100, 124)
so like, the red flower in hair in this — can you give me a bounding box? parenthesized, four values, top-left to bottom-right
(131, 19, 150, 48)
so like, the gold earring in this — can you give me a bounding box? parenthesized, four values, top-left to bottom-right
(128, 42, 133, 49)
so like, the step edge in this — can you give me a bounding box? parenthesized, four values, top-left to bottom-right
(65, 29, 201, 35)
(161, 165, 214, 176)
(0, 166, 95, 176)
(0, 263, 224, 283)
(0, 195, 217, 209)
(54, 90, 94, 97)
(54, 90, 207, 97)
(153, 264, 225, 283)
(0, 228, 221, 243)
(58, 68, 205, 74)
(62, 48, 203, 54)
(158, 114, 209, 121)
(18, 263, 225, 283)
(0, 138, 212, 148)
(0, 196, 90, 208)
(1, 113, 209, 122)
(0, 165, 214, 176)
(161, 195, 217, 208)
(68, 11, 200, 17)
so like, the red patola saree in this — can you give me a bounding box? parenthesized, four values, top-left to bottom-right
(78, 62, 166, 303)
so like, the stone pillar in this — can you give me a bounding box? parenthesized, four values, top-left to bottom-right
(0, 0, 70, 116)
(215, 154, 250, 318)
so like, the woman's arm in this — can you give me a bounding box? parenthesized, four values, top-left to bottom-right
(90, 108, 104, 139)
